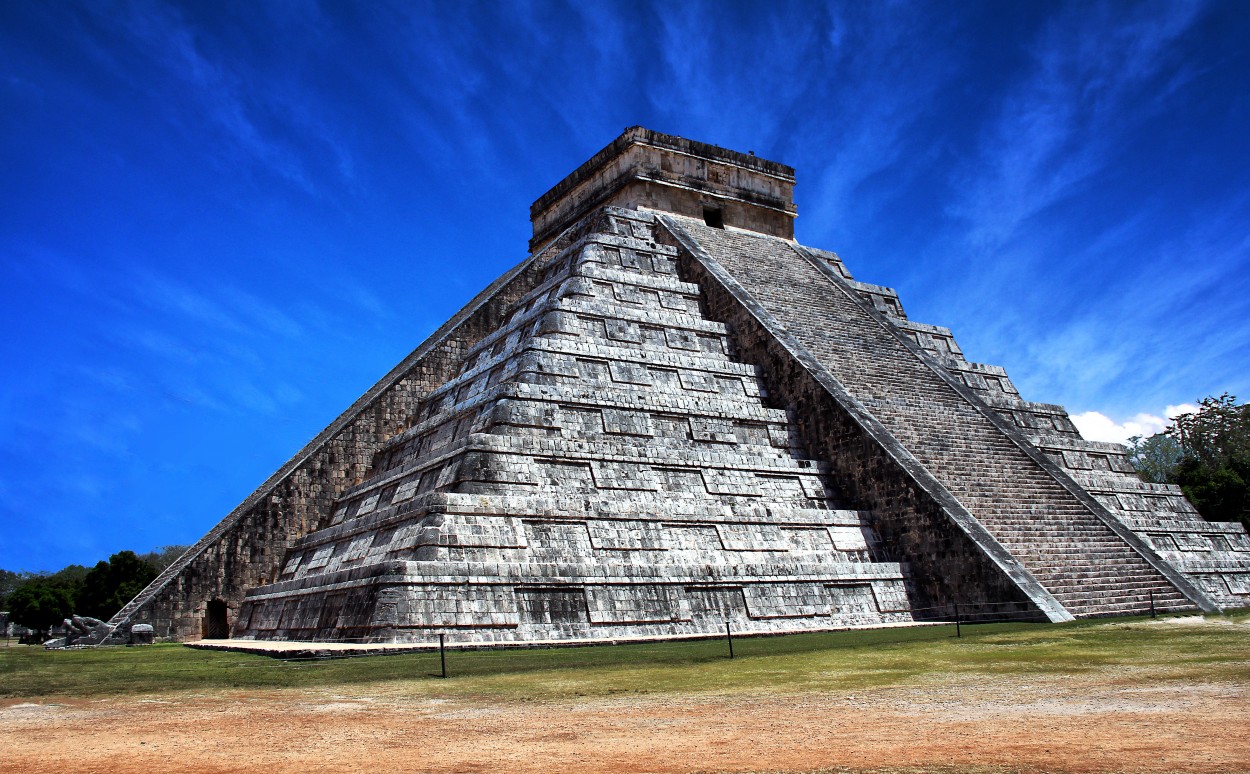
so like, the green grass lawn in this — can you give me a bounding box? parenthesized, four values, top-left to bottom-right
(2, 612, 1247, 702)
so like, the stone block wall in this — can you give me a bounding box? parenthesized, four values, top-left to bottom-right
(658, 213, 1230, 618)
(659, 217, 1053, 622)
(530, 127, 796, 250)
(232, 208, 915, 644)
(105, 222, 588, 641)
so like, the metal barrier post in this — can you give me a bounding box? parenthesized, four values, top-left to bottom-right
(726, 620, 735, 659)
(439, 633, 448, 678)
(955, 603, 961, 638)
(1150, 590, 1156, 619)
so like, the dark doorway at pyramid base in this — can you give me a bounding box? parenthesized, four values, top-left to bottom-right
(203, 599, 230, 639)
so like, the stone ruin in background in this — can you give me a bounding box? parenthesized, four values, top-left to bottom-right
(100, 128, 1250, 646)
(43, 616, 153, 648)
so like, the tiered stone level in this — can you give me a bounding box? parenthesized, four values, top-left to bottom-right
(235, 210, 912, 642)
(659, 214, 1234, 618)
(796, 238, 1250, 608)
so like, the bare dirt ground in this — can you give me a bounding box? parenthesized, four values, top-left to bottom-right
(2, 670, 1247, 774)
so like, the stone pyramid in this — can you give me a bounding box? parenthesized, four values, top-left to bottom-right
(108, 128, 1250, 645)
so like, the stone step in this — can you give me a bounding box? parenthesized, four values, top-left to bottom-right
(675, 218, 1191, 618)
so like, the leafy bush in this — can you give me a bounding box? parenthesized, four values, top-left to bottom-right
(75, 551, 158, 621)
(7, 577, 75, 635)
(1129, 394, 1250, 529)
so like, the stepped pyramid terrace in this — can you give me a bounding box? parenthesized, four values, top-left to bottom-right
(104, 127, 1250, 646)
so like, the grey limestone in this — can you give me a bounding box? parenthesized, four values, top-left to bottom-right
(234, 206, 912, 643)
(113, 128, 1247, 646)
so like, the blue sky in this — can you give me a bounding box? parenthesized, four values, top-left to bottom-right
(3, 1, 1248, 572)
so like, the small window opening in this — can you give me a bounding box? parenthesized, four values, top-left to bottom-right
(702, 206, 725, 229)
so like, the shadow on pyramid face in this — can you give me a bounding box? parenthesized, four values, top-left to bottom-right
(111, 128, 1248, 648)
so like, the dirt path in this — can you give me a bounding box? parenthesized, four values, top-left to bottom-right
(2, 672, 1246, 773)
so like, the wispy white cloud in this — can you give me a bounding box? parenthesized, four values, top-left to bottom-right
(130, 271, 308, 344)
(900, 1, 1249, 426)
(1071, 403, 1197, 445)
(70, 1, 355, 199)
(1004, 190, 1250, 412)
(799, 7, 961, 240)
(950, 2, 1202, 250)
(4, 0, 1247, 573)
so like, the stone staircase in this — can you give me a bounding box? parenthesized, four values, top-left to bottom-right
(666, 218, 1195, 617)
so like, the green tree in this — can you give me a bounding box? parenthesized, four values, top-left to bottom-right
(0, 569, 23, 610)
(1175, 457, 1250, 527)
(1126, 433, 1183, 484)
(1168, 393, 1250, 470)
(137, 545, 188, 574)
(7, 577, 75, 636)
(1164, 393, 1250, 530)
(46, 564, 89, 591)
(75, 551, 157, 620)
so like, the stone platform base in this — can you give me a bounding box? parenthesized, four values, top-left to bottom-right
(188, 619, 946, 659)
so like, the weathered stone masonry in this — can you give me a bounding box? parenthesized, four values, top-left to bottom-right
(111, 127, 1250, 644)
(232, 207, 915, 643)
(657, 215, 1212, 619)
(105, 222, 586, 642)
(659, 218, 1060, 622)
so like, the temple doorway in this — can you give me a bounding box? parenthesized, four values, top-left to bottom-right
(203, 599, 230, 639)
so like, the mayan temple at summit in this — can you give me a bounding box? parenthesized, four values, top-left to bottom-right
(105, 128, 1250, 645)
